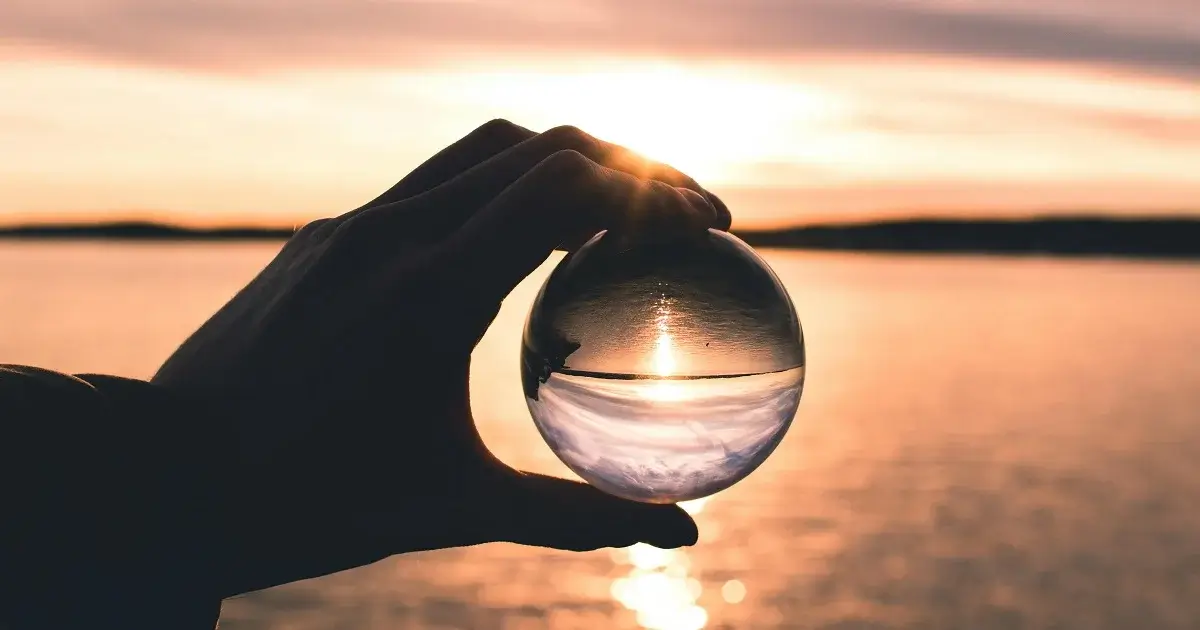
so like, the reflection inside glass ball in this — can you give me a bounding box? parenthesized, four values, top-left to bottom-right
(522, 229, 805, 503)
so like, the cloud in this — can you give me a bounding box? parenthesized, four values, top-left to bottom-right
(1084, 111, 1200, 143)
(1, 0, 1197, 79)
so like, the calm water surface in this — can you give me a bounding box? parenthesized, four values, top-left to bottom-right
(3, 242, 1199, 630)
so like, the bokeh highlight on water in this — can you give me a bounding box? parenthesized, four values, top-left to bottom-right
(3, 242, 1200, 629)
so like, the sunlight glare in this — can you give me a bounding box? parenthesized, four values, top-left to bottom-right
(652, 295, 677, 378)
(611, 542, 707, 629)
(447, 61, 844, 183)
(627, 543, 675, 571)
(678, 496, 711, 515)
(645, 294, 686, 402)
(653, 334, 676, 378)
(644, 378, 687, 402)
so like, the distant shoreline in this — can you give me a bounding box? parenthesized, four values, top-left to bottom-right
(1, 217, 1198, 260)
(0, 222, 297, 241)
(736, 217, 1200, 260)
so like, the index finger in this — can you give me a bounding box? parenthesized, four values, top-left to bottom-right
(351, 125, 731, 243)
(347, 119, 535, 217)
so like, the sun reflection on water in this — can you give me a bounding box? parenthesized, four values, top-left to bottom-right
(608, 497, 722, 629)
(643, 295, 689, 403)
(652, 296, 677, 378)
(679, 497, 710, 516)
(721, 579, 746, 604)
(609, 546, 706, 630)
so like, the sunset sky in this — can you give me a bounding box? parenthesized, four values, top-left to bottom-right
(2, 0, 1198, 228)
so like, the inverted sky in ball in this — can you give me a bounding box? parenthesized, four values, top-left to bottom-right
(521, 228, 805, 503)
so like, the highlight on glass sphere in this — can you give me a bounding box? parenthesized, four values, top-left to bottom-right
(521, 227, 805, 504)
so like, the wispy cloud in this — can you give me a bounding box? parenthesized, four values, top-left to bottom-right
(2, 0, 1198, 79)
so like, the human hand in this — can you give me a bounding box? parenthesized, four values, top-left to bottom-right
(152, 120, 731, 597)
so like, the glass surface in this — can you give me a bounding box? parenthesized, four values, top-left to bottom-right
(522, 229, 806, 503)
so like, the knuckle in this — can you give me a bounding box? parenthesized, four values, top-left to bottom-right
(300, 217, 332, 231)
(474, 118, 523, 139)
(324, 213, 385, 258)
(517, 151, 606, 224)
(540, 148, 590, 172)
(536, 149, 596, 181)
(295, 217, 335, 239)
(543, 124, 597, 151)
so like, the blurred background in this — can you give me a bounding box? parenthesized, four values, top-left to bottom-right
(2, 1, 1199, 628)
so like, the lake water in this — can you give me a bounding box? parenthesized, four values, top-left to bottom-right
(2, 242, 1199, 630)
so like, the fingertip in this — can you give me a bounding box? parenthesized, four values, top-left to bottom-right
(643, 504, 700, 549)
(677, 188, 721, 227)
(609, 500, 699, 550)
(504, 473, 700, 551)
(475, 118, 536, 143)
(706, 192, 733, 231)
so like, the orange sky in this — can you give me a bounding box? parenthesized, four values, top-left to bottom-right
(2, 0, 1198, 228)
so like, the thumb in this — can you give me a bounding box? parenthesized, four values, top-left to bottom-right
(498, 471, 699, 552)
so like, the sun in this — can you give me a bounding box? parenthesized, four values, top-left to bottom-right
(528, 64, 775, 183)
(652, 332, 676, 378)
(451, 60, 843, 184)
(643, 331, 688, 401)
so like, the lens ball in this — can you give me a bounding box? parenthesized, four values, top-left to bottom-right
(522, 229, 805, 503)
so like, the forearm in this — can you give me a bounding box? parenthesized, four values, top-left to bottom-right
(0, 365, 229, 629)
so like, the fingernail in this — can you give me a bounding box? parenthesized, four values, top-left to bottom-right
(707, 193, 732, 229)
(677, 188, 718, 223)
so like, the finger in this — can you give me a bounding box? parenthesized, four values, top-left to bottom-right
(499, 472, 698, 551)
(435, 149, 719, 303)
(350, 124, 730, 239)
(347, 119, 535, 217)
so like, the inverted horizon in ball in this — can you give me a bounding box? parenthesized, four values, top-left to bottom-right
(521, 228, 805, 503)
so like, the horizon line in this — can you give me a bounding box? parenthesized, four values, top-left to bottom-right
(1, 212, 1199, 234)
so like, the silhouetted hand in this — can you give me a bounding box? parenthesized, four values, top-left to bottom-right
(152, 120, 731, 598)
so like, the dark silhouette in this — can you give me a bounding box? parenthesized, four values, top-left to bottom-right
(737, 217, 1200, 259)
(0, 120, 729, 630)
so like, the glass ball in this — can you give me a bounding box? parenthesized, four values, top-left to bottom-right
(521, 228, 805, 503)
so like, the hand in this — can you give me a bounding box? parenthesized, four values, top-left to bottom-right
(153, 120, 731, 598)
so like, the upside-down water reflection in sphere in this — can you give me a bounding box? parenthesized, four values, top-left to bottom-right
(522, 229, 805, 503)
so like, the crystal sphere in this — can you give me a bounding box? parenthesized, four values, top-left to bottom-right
(521, 228, 805, 503)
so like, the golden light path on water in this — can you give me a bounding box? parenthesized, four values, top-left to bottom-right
(609, 496, 753, 629)
(610, 497, 722, 630)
